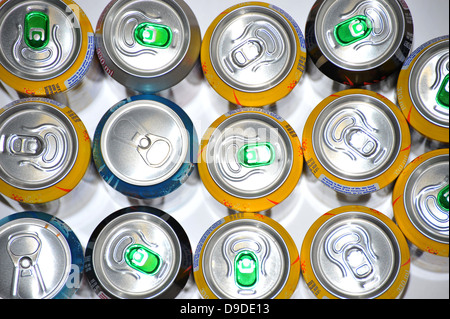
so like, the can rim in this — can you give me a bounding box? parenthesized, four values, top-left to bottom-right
(392, 148, 449, 257)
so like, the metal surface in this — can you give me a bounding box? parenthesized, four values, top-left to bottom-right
(0, 100, 78, 190)
(206, 112, 292, 199)
(210, 4, 297, 93)
(312, 93, 402, 181)
(310, 211, 401, 298)
(0, 0, 82, 81)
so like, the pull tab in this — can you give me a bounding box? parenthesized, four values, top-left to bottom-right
(334, 15, 372, 46)
(237, 142, 275, 168)
(134, 22, 172, 49)
(232, 40, 263, 67)
(124, 244, 162, 275)
(132, 132, 172, 168)
(436, 74, 449, 109)
(8, 135, 44, 156)
(24, 11, 50, 50)
(234, 251, 258, 289)
(438, 184, 449, 211)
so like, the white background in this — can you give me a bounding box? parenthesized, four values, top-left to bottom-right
(0, 0, 448, 299)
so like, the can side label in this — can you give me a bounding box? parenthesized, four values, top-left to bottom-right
(224, 108, 284, 122)
(319, 174, 380, 195)
(65, 33, 95, 89)
(402, 36, 449, 69)
(193, 219, 225, 271)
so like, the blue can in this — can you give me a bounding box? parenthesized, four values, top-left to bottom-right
(92, 95, 198, 199)
(0, 211, 84, 299)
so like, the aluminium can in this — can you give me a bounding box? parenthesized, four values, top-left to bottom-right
(84, 206, 192, 299)
(0, 211, 84, 299)
(193, 212, 300, 299)
(300, 205, 410, 299)
(95, 0, 201, 94)
(92, 94, 197, 199)
(201, 2, 307, 107)
(305, 0, 413, 86)
(0, 98, 91, 205)
(392, 148, 449, 272)
(198, 108, 303, 213)
(302, 89, 411, 195)
(0, 0, 95, 97)
(397, 36, 449, 144)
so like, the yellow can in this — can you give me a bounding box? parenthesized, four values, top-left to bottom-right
(0, 98, 91, 204)
(0, 0, 95, 97)
(397, 36, 449, 143)
(193, 212, 300, 299)
(198, 107, 303, 213)
(201, 2, 307, 107)
(302, 89, 411, 195)
(301, 205, 410, 299)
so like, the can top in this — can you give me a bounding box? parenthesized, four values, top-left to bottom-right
(205, 111, 293, 199)
(0, 215, 73, 299)
(101, 0, 192, 78)
(100, 98, 189, 187)
(90, 211, 183, 298)
(209, 4, 297, 93)
(308, 210, 404, 298)
(312, 92, 402, 181)
(0, 99, 78, 191)
(0, 0, 82, 81)
(394, 149, 449, 254)
(200, 218, 292, 299)
(408, 39, 449, 129)
(314, 0, 407, 71)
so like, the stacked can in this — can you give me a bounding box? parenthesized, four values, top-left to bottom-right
(93, 95, 197, 200)
(301, 206, 410, 299)
(397, 36, 449, 144)
(0, 211, 84, 299)
(302, 89, 411, 195)
(198, 108, 303, 213)
(392, 149, 449, 272)
(95, 0, 201, 94)
(201, 2, 307, 107)
(305, 0, 413, 86)
(0, 0, 95, 97)
(84, 206, 192, 299)
(193, 213, 300, 299)
(0, 98, 91, 211)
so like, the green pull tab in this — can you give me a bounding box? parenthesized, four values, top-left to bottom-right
(437, 184, 449, 211)
(237, 142, 275, 168)
(334, 15, 372, 46)
(125, 244, 162, 275)
(24, 11, 50, 50)
(436, 74, 449, 109)
(235, 251, 258, 289)
(134, 22, 172, 49)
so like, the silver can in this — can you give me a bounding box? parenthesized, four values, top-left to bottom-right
(95, 0, 201, 94)
(305, 0, 413, 86)
(300, 206, 410, 299)
(0, 211, 84, 299)
(393, 148, 449, 272)
(193, 213, 300, 299)
(84, 206, 192, 299)
(302, 89, 411, 195)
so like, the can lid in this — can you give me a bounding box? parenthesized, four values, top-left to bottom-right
(0, 0, 82, 81)
(393, 149, 449, 256)
(205, 111, 292, 199)
(209, 4, 297, 93)
(0, 100, 78, 191)
(408, 39, 449, 129)
(301, 206, 410, 299)
(101, 0, 191, 78)
(311, 92, 403, 181)
(89, 210, 184, 298)
(100, 98, 189, 187)
(0, 214, 74, 299)
(313, 0, 407, 71)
